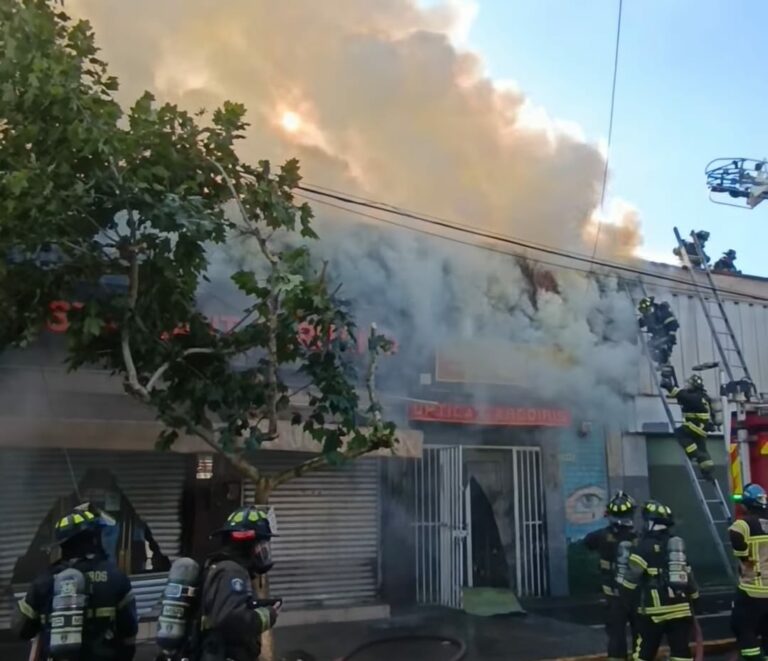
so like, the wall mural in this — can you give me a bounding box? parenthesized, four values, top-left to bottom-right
(559, 429, 608, 594)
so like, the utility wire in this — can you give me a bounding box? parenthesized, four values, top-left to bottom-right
(590, 0, 624, 262)
(295, 185, 768, 304)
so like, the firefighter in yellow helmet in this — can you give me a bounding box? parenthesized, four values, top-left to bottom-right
(13, 503, 138, 661)
(729, 483, 768, 660)
(197, 506, 281, 661)
(661, 373, 716, 480)
(584, 491, 638, 661)
(620, 500, 699, 661)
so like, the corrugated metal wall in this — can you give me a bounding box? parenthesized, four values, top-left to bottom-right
(242, 453, 381, 609)
(634, 287, 768, 428)
(0, 449, 187, 628)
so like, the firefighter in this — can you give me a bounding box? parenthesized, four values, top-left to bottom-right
(638, 297, 680, 367)
(584, 490, 638, 661)
(620, 500, 699, 661)
(714, 250, 741, 274)
(673, 230, 710, 267)
(661, 373, 716, 480)
(198, 506, 281, 661)
(13, 503, 138, 661)
(729, 483, 768, 660)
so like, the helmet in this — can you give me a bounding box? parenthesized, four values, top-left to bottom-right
(213, 506, 275, 575)
(725, 249, 737, 258)
(212, 506, 274, 540)
(738, 483, 768, 512)
(606, 490, 636, 517)
(641, 500, 674, 526)
(695, 230, 710, 242)
(687, 374, 704, 390)
(54, 503, 110, 545)
(638, 297, 654, 313)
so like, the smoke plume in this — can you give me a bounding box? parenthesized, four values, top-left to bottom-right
(70, 0, 643, 419)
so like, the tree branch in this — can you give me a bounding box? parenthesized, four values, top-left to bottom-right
(268, 440, 383, 492)
(208, 158, 281, 437)
(146, 348, 216, 392)
(121, 213, 147, 399)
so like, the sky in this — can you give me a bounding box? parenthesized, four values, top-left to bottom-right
(463, 0, 768, 274)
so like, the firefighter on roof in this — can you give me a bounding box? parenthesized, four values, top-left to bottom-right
(584, 490, 638, 661)
(620, 500, 699, 661)
(638, 297, 680, 367)
(729, 483, 768, 660)
(661, 373, 716, 480)
(13, 503, 138, 661)
(714, 250, 741, 274)
(197, 506, 281, 661)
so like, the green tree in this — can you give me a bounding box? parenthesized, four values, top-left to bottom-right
(0, 0, 397, 503)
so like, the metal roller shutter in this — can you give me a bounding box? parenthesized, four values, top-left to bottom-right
(0, 448, 186, 629)
(242, 452, 381, 609)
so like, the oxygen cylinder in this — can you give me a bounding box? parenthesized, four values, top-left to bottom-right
(614, 540, 632, 585)
(709, 397, 724, 429)
(156, 557, 201, 657)
(667, 536, 688, 591)
(49, 568, 87, 660)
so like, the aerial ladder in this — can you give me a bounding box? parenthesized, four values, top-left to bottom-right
(626, 277, 734, 580)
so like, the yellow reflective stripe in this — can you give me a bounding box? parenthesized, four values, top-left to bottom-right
(684, 443, 697, 453)
(17, 598, 37, 620)
(684, 413, 710, 420)
(255, 607, 271, 631)
(731, 519, 750, 536)
(642, 603, 691, 615)
(629, 553, 648, 569)
(669, 388, 681, 397)
(649, 608, 692, 622)
(742, 648, 762, 656)
(647, 567, 660, 575)
(620, 580, 636, 590)
(690, 592, 700, 600)
(669, 657, 693, 661)
(117, 590, 135, 610)
(91, 607, 116, 619)
(651, 589, 661, 608)
(734, 549, 750, 557)
(683, 422, 707, 437)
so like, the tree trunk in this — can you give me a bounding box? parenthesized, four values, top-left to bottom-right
(253, 482, 274, 661)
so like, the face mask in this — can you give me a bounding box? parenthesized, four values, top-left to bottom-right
(249, 541, 273, 575)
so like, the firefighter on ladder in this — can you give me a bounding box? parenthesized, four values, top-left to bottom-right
(660, 373, 716, 481)
(673, 230, 710, 268)
(637, 297, 679, 368)
(729, 483, 768, 661)
(584, 491, 638, 661)
(620, 500, 700, 661)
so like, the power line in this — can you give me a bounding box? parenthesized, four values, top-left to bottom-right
(295, 185, 768, 304)
(590, 0, 624, 262)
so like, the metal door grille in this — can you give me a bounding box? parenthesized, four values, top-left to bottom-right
(512, 447, 548, 596)
(414, 446, 465, 608)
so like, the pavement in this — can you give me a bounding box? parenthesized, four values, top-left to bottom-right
(0, 593, 740, 661)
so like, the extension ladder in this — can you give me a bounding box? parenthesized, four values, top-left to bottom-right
(625, 278, 734, 580)
(673, 227, 754, 393)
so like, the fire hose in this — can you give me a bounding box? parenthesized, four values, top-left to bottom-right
(336, 634, 468, 661)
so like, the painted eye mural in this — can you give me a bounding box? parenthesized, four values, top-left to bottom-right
(565, 486, 607, 525)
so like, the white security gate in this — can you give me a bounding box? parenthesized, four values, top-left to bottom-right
(414, 445, 548, 606)
(414, 446, 467, 608)
(511, 447, 548, 596)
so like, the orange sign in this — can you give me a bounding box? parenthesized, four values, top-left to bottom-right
(408, 403, 572, 427)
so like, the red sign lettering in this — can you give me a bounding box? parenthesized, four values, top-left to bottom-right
(408, 403, 572, 428)
(45, 301, 397, 355)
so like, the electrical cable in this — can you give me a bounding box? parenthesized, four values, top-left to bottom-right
(590, 0, 624, 262)
(294, 189, 768, 304)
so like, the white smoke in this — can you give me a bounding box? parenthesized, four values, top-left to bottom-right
(68, 0, 644, 419)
